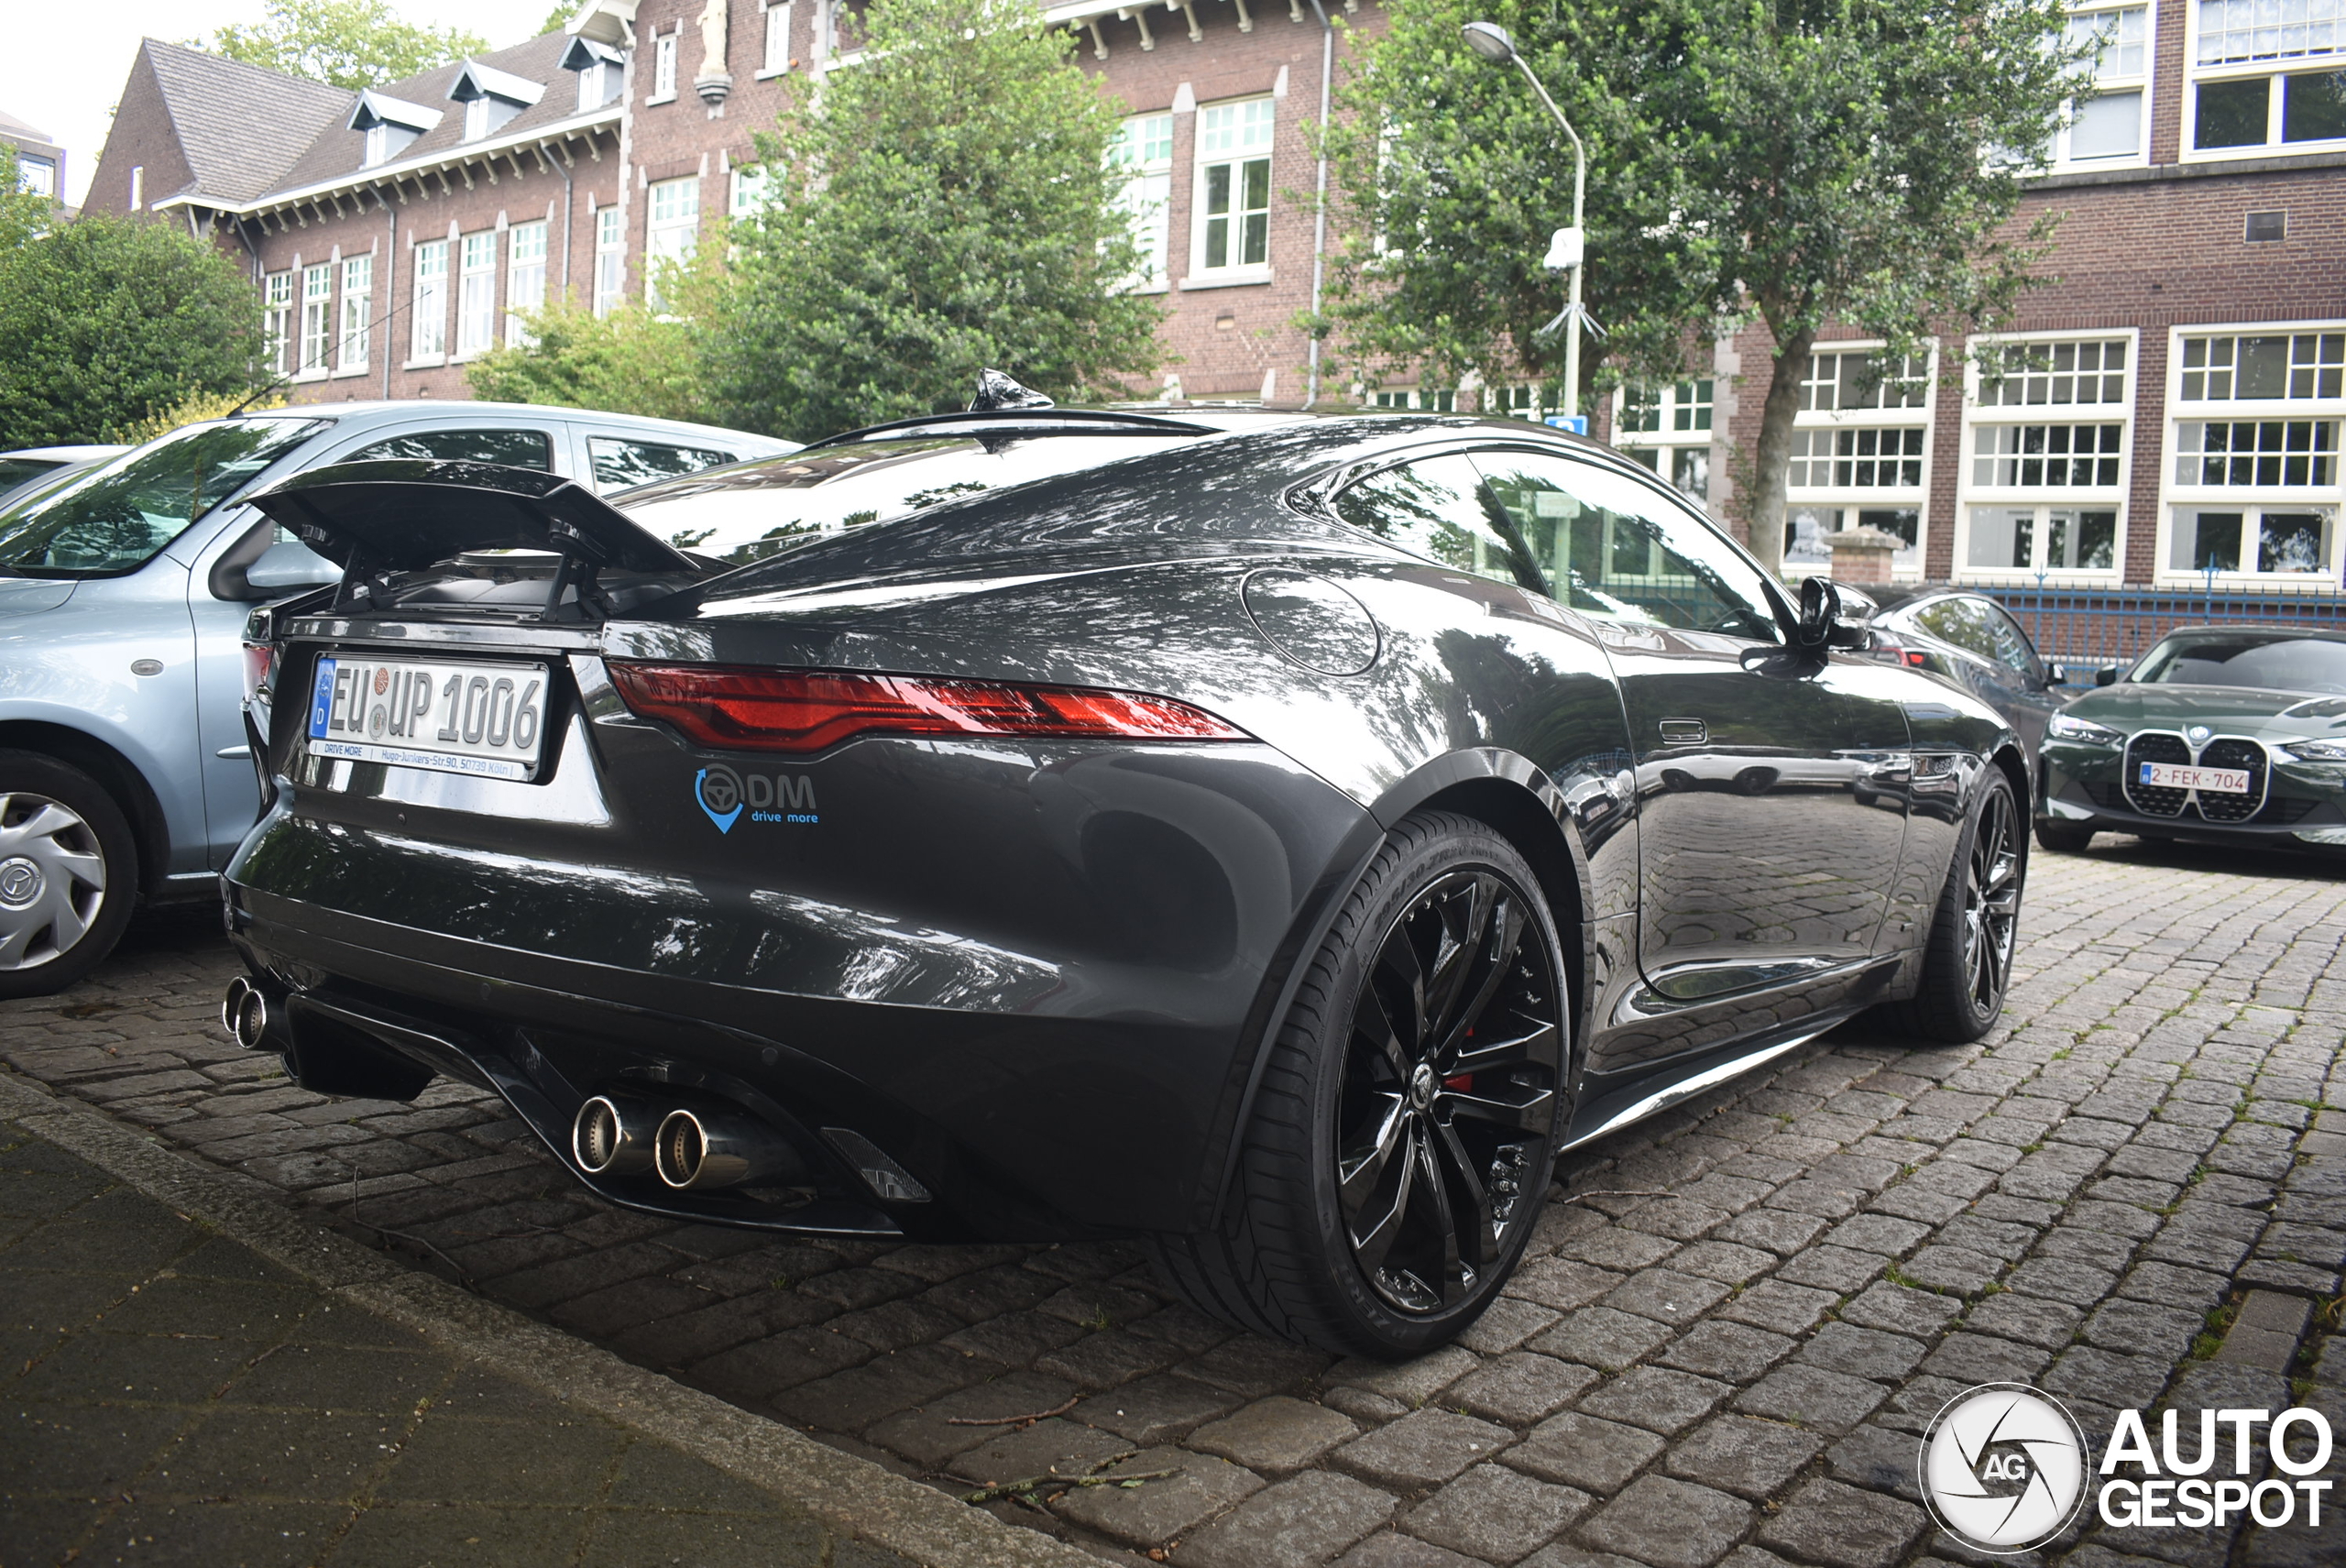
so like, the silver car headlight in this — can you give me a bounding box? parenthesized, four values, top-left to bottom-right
(2277, 738, 2346, 762)
(2046, 712, 2124, 746)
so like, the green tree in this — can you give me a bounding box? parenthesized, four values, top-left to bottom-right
(535, 4, 577, 41)
(0, 148, 55, 252)
(466, 289, 716, 423)
(0, 210, 266, 447)
(193, 0, 488, 91)
(1329, 0, 2085, 573)
(707, 0, 1162, 441)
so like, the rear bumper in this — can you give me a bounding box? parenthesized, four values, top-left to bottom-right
(223, 739, 1374, 1241)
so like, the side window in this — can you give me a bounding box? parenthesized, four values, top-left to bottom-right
(1332, 455, 1550, 596)
(588, 436, 734, 494)
(1468, 449, 1780, 641)
(1915, 598, 1999, 663)
(348, 429, 554, 469)
(1979, 601, 2043, 681)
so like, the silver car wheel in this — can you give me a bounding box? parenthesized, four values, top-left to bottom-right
(0, 791, 109, 971)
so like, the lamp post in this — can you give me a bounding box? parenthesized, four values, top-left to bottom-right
(1463, 21, 1588, 432)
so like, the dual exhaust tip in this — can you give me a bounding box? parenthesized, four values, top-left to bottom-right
(573, 1094, 798, 1191)
(221, 976, 274, 1051)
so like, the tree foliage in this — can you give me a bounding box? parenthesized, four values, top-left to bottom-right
(0, 198, 267, 448)
(466, 273, 718, 425)
(1328, 0, 2085, 569)
(705, 0, 1162, 441)
(193, 0, 488, 90)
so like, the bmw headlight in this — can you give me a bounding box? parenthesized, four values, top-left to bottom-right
(2277, 738, 2346, 762)
(2046, 712, 2123, 746)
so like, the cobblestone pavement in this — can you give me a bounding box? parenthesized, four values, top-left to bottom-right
(0, 1117, 845, 1568)
(4, 839, 2345, 1568)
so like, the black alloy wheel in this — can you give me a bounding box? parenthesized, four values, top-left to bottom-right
(1338, 869, 1558, 1314)
(2034, 820, 2094, 854)
(1148, 811, 1567, 1358)
(1888, 766, 2025, 1043)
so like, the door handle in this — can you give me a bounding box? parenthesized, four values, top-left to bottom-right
(1658, 718, 1707, 745)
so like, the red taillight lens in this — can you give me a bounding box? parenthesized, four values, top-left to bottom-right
(242, 641, 275, 699)
(607, 663, 1250, 754)
(1903, 650, 1930, 668)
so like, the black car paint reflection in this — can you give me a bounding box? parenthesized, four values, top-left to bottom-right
(226, 414, 2022, 1253)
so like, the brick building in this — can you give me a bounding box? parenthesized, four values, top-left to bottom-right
(78, 0, 2346, 591)
(1, 107, 71, 216)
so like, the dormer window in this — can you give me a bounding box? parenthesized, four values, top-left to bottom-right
(449, 60, 543, 142)
(350, 91, 440, 167)
(560, 37, 627, 113)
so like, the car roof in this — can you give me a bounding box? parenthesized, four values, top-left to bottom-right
(0, 444, 130, 461)
(228, 401, 797, 451)
(2154, 624, 2346, 644)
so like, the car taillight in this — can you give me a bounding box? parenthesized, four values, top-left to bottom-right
(242, 641, 275, 699)
(607, 663, 1251, 754)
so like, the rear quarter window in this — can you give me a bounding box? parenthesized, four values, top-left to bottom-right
(588, 436, 736, 494)
(347, 429, 554, 469)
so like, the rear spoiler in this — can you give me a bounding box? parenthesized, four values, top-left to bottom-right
(246, 458, 705, 577)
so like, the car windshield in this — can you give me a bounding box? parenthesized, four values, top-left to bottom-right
(2133, 633, 2346, 696)
(615, 433, 1201, 566)
(0, 418, 325, 577)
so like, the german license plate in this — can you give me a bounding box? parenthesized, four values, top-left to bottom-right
(306, 656, 549, 780)
(2138, 760, 2249, 795)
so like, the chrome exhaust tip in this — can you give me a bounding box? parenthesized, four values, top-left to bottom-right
(572, 1093, 659, 1176)
(224, 977, 272, 1051)
(653, 1105, 800, 1191)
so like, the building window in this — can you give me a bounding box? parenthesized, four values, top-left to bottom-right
(2062, 5, 2151, 163)
(262, 271, 294, 376)
(652, 32, 679, 101)
(16, 155, 56, 198)
(645, 177, 699, 308)
(506, 220, 547, 345)
(1111, 113, 1174, 291)
(1785, 343, 1935, 576)
(1368, 389, 1456, 411)
(2191, 0, 2346, 150)
(2162, 323, 2346, 579)
(730, 165, 774, 221)
(1495, 385, 1566, 422)
(456, 231, 498, 356)
(337, 254, 372, 371)
(1959, 334, 2132, 578)
(762, 1, 792, 73)
(1615, 379, 1715, 500)
(360, 121, 421, 168)
(1193, 98, 1274, 276)
(298, 263, 333, 378)
(595, 205, 625, 316)
(411, 239, 448, 360)
(574, 49, 622, 111)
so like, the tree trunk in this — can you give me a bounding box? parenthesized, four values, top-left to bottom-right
(1746, 322, 1815, 579)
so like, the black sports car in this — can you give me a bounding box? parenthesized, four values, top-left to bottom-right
(2034, 625, 2346, 852)
(223, 386, 2026, 1357)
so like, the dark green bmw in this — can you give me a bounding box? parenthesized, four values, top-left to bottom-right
(2036, 626, 2346, 852)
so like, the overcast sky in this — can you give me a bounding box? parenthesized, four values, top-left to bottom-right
(5, 1, 566, 207)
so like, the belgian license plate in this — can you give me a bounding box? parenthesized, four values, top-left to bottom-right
(2139, 760, 2249, 795)
(306, 656, 549, 780)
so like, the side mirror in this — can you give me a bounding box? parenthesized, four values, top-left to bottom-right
(2094, 663, 2121, 687)
(246, 539, 340, 594)
(2044, 662, 2066, 687)
(1797, 576, 1872, 652)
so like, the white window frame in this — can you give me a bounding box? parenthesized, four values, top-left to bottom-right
(2056, 3, 2154, 168)
(1112, 112, 1174, 293)
(652, 31, 679, 103)
(16, 154, 55, 198)
(2185, 0, 2346, 159)
(1366, 388, 1457, 411)
(594, 205, 625, 316)
(455, 230, 499, 358)
(1189, 97, 1275, 284)
(759, 0, 793, 77)
(297, 263, 333, 381)
(506, 220, 548, 345)
(645, 176, 700, 310)
(1782, 339, 1939, 579)
(335, 254, 373, 374)
(1612, 379, 1717, 502)
(729, 164, 775, 221)
(410, 238, 449, 365)
(262, 271, 294, 376)
(2157, 319, 2346, 585)
(1953, 329, 2137, 584)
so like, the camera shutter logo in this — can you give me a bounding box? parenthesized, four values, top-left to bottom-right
(1919, 1384, 2090, 1553)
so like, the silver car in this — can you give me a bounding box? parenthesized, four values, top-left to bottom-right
(0, 401, 794, 996)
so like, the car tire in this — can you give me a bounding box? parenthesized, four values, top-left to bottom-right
(1147, 810, 1568, 1358)
(1889, 767, 2024, 1044)
(0, 751, 139, 1001)
(2034, 820, 2094, 853)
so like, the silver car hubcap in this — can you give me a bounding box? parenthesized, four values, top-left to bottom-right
(0, 793, 107, 971)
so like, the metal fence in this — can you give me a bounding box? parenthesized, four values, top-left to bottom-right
(1969, 576, 2346, 671)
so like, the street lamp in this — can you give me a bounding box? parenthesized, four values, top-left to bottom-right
(1463, 21, 1590, 432)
